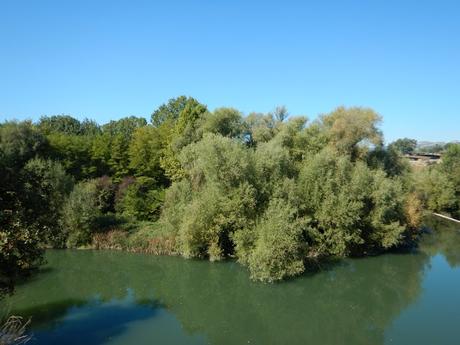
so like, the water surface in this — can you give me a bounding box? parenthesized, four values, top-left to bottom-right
(2, 217, 460, 344)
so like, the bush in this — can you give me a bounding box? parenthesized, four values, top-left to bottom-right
(246, 199, 306, 282)
(62, 181, 101, 247)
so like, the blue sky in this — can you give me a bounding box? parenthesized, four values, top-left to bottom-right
(1, 0, 459, 142)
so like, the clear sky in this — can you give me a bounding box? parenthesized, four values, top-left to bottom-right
(1, 0, 459, 142)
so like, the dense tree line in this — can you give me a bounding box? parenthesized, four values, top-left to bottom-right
(1, 96, 458, 286)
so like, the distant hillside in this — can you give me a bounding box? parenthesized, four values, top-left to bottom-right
(417, 141, 459, 148)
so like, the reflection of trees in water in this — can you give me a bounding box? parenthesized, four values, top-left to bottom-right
(150, 253, 428, 345)
(0, 244, 433, 345)
(421, 216, 460, 267)
(1, 250, 164, 324)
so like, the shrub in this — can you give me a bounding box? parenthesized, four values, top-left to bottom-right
(246, 199, 306, 282)
(62, 181, 100, 247)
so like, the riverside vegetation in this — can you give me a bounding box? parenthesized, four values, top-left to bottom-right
(1, 96, 460, 293)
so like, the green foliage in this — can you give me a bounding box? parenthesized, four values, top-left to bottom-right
(411, 143, 460, 217)
(90, 132, 112, 176)
(320, 106, 383, 158)
(162, 134, 257, 260)
(116, 177, 164, 222)
(442, 144, 460, 217)
(201, 107, 245, 139)
(37, 115, 101, 136)
(252, 137, 295, 207)
(151, 96, 192, 127)
(367, 172, 406, 249)
(102, 116, 147, 138)
(0, 123, 73, 293)
(128, 126, 165, 183)
(158, 107, 420, 281)
(0, 214, 44, 296)
(94, 176, 116, 214)
(61, 177, 125, 247)
(160, 98, 208, 181)
(415, 168, 457, 212)
(80, 119, 102, 136)
(161, 179, 193, 236)
(95, 116, 148, 180)
(300, 150, 407, 254)
(388, 138, 417, 154)
(37, 115, 83, 135)
(298, 150, 368, 256)
(62, 181, 101, 247)
(244, 112, 278, 146)
(366, 146, 408, 177)
(441, 143, 460, 190)
(245, 198, 306, 282)
(108, 134, 131, 180)
(21, 159, 74, 247)
(0, 121, 48, 174)
(47, 133, 95, 180)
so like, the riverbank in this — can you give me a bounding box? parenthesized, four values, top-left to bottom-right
(89, 221, 178, 256)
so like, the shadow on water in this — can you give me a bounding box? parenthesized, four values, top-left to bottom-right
(4, 290, 167, 345)
(29, 299, 163, 345)
(13, 266, 54, 290)
(2, 216, 459, 345)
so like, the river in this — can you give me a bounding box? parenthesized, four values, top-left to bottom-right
(1, 217, 460, 344)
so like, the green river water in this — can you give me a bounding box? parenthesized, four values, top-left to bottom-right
(2, 217, 460, 344)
